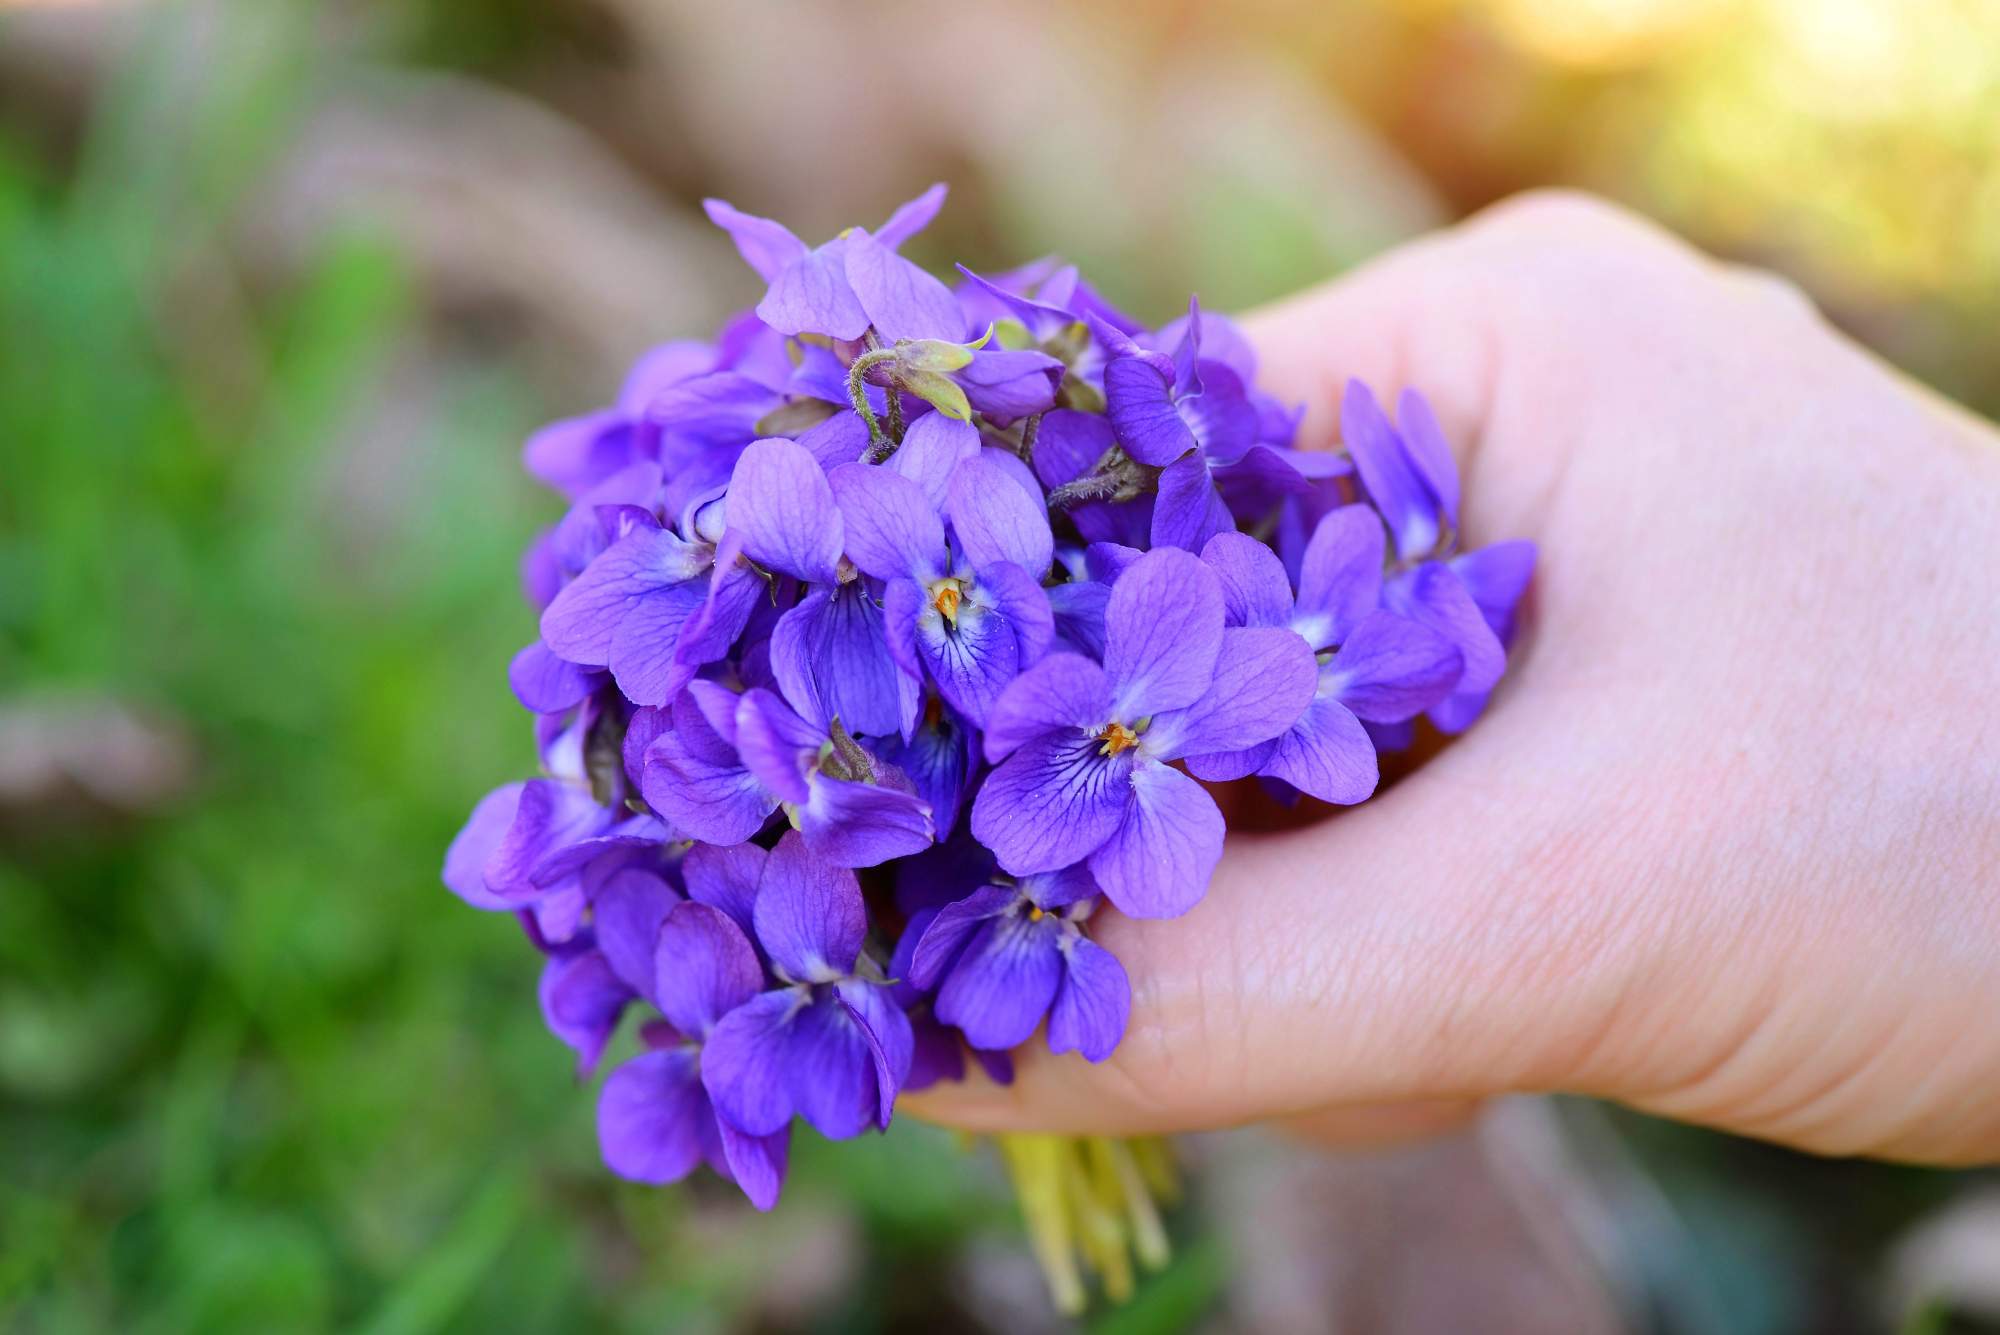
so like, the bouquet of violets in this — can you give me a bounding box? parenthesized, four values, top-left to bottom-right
(443, 184, 1533, 1309)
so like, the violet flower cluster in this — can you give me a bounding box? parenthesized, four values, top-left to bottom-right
(442, 185, 1534, 1210)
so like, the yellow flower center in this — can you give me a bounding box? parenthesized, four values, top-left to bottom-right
(1097, 722, 1138, 757)
(930, 580, 962, 623)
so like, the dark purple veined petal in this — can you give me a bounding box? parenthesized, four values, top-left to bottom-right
(829, 463, 945, 582)
(770, 583, 918, 739)
(948, 454, 1054, 578)
(1086, 760, 1223, 920)
(972, 731, 1135, 876)
(1103, 548, 1226, 720)
(1048, 937, 1130, 1062)
(1394, 387, 1462, 532)
(1147, 626, 1318, 759)
(844, 233, 965, 344)
(982, 652, 1113, 761)
(1102, 352, 1198, 467)
(538, 948, 631, 1078)
(597, 1047, 711, 1185)
(885, 412, 980, 508)
(1326, 611, 1464, 723)
(1290, 504, 1386, 652)
(1387, 561, 1506, 696)
(933, 911, 1065, 1051)
(1149, 454, 1232, 553)
(701, 988, 804, 1137)
(681, 840, 766, 940)
(752, 830, 867, 984)
(539, 526, 709, 666)
(725, 437, 844, 584)
(655, 901, 765, 1039)
(915, 584, 1020, 727)
(910, 883, 1016, 990)
(796, 771, 934, 869)
(702, 197, 809, 283)
(758, 240, 870, 341)
(836, 978, 915, 1129)
(714, 1116, 790, 1211)
(1200, 531, 1293, 630)
(782, 990, 882, 1140)
(1342, 379, 1442, 561)
(1262, 695, 1377, 805)
(443, 783, 528, 911)
(592, 866, 680, 1002)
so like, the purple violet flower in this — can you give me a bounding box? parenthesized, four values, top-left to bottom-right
(704, 185, 964, 344)
(911, 863, 1131, 1061)
(829, 455, 1054, 725)
(726, 436, 920, 738)
(597, 900, 790, 1209)
(969, 548, 1317, 918)
(1184, 517, 1462, 803)
(1340, 380, 1537, 731)
(701, 832, 915, 1140)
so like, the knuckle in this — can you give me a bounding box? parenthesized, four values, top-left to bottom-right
(1718, 262, 1823, 323)
(1464, 188, 1647, 241)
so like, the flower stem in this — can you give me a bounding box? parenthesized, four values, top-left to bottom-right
(991, 1132, 1176, 1313)
(848, 348, 899, 457)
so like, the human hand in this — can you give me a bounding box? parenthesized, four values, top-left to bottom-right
(908, 192, 2000, 1164)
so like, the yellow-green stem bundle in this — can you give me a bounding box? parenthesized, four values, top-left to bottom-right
(992, 1134, 1178, 1314)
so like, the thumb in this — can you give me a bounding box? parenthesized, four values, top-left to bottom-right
(902, 699, 1638, 1136)
(908, 195, 1688, 1135)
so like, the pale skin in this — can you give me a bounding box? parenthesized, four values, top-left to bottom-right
(908, 191, 2000, 1165)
